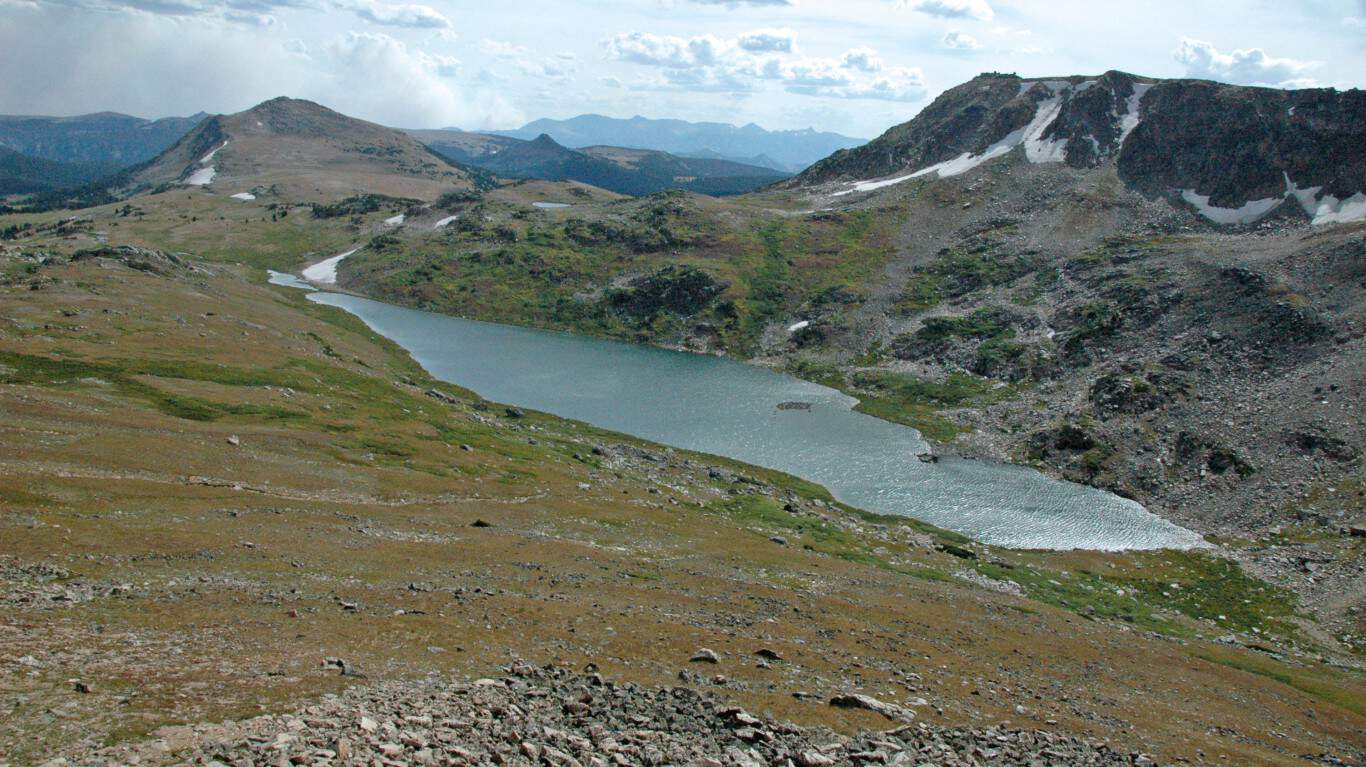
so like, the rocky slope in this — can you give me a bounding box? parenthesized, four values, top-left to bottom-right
(81, 664, 1164, 767)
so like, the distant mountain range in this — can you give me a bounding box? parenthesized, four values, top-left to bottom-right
(0, 146, 124, 195)
(0, 111, 206, 166)
(410, 129, 788, 197)
(484, 114, 866, 173)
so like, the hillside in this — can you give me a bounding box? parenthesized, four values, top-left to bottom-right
(414, 129, 788, 196)
(129, 97, 473, 202)
(0, 146, 121, 195)
(1, 190, 1362, 766)
(0, 110, 204, 166)
(488, 113, 866, 172)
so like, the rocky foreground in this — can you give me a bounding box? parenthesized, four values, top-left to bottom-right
(71, 664, 1158, 767)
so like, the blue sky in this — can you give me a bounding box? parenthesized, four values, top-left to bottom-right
(1, 0, 1362, 137)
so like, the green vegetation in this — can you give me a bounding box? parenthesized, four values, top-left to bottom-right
(1191, 648, 1365, 716)
(311, 193, 420, 219)
(975, 550, 1303, 645)
(897, 248, 1039, 314)
(0, 350, 308, 423)
(852, 370, 1017, 442)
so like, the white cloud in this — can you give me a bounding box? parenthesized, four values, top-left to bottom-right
(902, 0, 993, 22)
(737, 27, 797, 53)
(320, 32, 512, 126)
(1174, 38, 1318, 88)
(603, 31, 728, 68)
(477, 39, 527, 59)
(840, 46, 883, 72)
(683, 0, 793, 5)
(941, 30, 980, 50)
(604, 29, 922, 102)
(348, 0, 449, 29)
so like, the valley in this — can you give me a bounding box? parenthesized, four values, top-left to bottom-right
(0, 66, 1363, 767)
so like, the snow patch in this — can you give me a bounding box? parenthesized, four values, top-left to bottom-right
(787, 320, 810, 333)
(532, 201, 571, 209)
(1187, 172, 1366, 227)
(1116, 83, 1153, 146)
(384, 213, 405, 226)
(230, 192, 256, 201)
(184, 166, 216, 186)
(301, 247, 360, 285)
(1022, 96, 1067, 164)
(434, 215, 459, 229)
(198, 141, 228, 165)
(1180, 189, 1282, 225)
(1309, 192, 1366, 225)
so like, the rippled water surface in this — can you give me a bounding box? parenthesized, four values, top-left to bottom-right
(271, 271, 1204, 550)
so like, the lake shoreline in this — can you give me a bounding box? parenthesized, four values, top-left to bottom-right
(272, 269, 1206, 552)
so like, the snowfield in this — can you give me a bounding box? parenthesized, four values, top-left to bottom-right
(198, 141, 228, 165)
(301, 247, 360, 285)
(1180, 190, 1283, 225)
(230, 192, 256, 201)
(384, 214, 405, 226)
(184, 166, 216, 186)
(1183, 174, 1366, 226)
(184, 141, 228, 186)
(434, 215, 459, 229)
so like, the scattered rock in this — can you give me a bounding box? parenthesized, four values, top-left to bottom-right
(690, 648, 720, 664)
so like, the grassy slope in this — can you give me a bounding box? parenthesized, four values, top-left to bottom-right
(0, 194, 1362, 765)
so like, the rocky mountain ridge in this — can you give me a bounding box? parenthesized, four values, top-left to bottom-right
(798, 72, 1365, 227)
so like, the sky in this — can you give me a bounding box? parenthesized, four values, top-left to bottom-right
(0, 0, 1363, 138)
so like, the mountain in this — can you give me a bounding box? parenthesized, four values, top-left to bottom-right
(0, 111, 205, 167)
(412, 130, 788, 196)
(129, 97, 472, 201)
(486, 114, 865, 172)
(0, 146, 123, 195)
(795, 71, 1366, 226)
(676, 148, 791, 174)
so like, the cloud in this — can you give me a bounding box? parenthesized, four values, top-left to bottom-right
(1174, 38, 1318, 88)
(840, 47, 883, 72)
(603, 31, 727, 68)
(941, 30, 980, 50)
(604, 29, 922, 102)
(477, 39, 528, 58)
(737, 27, 796, 53)
(683, 0, 793, 5)
(902, 0, 993, 22)
(319, 31, 512, 126)
(348, 0, 450, 29)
